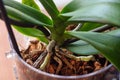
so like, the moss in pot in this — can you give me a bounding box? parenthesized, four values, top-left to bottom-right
(1, 0, 120, 80)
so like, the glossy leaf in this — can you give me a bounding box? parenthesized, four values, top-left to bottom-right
(66, 29, 120, 70)
(22, 0, 40, 10)
(39, 0, 59, 20)
(3, 0, 52, 27)
(61, 0, 120, 26)
(66, 40, 99, 55)
(66, 29, 120, 55)
(13, 25, 49, 44)
(62, 0, 120, 13)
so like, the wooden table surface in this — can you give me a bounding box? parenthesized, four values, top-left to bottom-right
(0, 20, 15, 80)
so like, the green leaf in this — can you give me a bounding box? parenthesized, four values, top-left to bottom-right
(66, 29, 120, 55)
(66, 29, 120, 70)
(66, 40, 99, 55)
(13, 25, 49, 44)
(3, 0, 52, 27)
(80, 22, 104, 31)
(61, 0, 120, 26)
(62, 0, 120, 13)
(22, 0, 40, 10)
(39, 0, 59, 20)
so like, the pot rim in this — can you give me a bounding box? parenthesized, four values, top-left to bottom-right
(15, 51, 112, 79)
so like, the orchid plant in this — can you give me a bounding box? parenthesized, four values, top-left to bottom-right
(1, 0, 120, 71)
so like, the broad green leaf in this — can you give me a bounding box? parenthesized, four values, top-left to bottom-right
(61, 0, 120, 26)
(62, 0, 120, 13)
(22, 0, 40, 10)
(80, 22, 104, 31)
(66, 29, 120, 55)
(39, 0, 59, 20)
(66, 29, 120, 70)
(3, 0, 52, 27)
(13, 25, 49, 44)
(66, 40, 99, 55)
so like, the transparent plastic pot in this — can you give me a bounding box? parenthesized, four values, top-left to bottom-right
(6, 22, 113, 80)
(6, 30, 113, 80)
(6, 49, 113, 80)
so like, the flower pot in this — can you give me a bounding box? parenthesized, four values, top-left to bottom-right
(6, 28, 118, 80)
(7, 50, 114, 80)
(6, 26, 118, 80)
